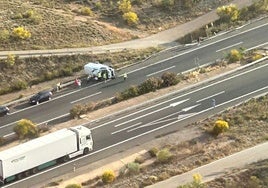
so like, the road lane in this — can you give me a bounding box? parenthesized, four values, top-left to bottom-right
(7, 60, 268, 188)
(0, 20, 267, 139)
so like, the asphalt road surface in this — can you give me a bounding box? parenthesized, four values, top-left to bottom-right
(5, 58, 268, 187)
(0, 18, 268, 137)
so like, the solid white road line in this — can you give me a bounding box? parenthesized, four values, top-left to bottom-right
(146, 66, 175, 77)
(216, 42, 243, 52)
(196, 91, 225, 103)
(70, 92, 102, 104)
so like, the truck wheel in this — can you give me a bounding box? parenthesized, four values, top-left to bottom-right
(31, 167, 38, 174)
(16, 173, 23, 180)
(83, 148, 90, 155)
(24, 170, 31, 177)
(63, 155, 70, 162)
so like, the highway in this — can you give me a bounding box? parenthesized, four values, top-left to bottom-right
(0, 18, 267, 137)
(6, 58, 268, 188)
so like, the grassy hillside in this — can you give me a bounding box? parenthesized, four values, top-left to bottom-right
(0, 0, 231, 50)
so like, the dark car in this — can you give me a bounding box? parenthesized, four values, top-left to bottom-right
(0, 106, 10, 116)
(29, 90, 52, 105)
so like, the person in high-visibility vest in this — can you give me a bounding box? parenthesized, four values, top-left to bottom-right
(97, 72, 102, 80)
(103, 73, 107, 83)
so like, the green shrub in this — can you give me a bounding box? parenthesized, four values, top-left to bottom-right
(149, 147, 159, 157)
(120, 85, 139, 100)
(12, 26, 31, 40)
(65, 184, 81, 188)
(213, 120, 229, 135)
(161, 0, 175, 10)
(216, 4, 240, 22)
(6, 54, 16, 67)
(11, 80, 28, 91)
(127, 162, 140, 175)
(134, 156, 145, 164)
(123, 11, 139, 26)
(60, 67, 73, 76)
(23, 9, 42, 24)
(118, 0, 132, 13)
(0, 29, 10, 42)
(70, 104, 86, 118)
(156, 148, 172, 163)
(80, 7, 93, 16)
(95, 1, 103, 10)
(23, 10, 35, 18)
(161, 72, 179, 87)
(14, 119, 39, 139)
(101, 169, 116, 184)
(138, 77, 162, 95)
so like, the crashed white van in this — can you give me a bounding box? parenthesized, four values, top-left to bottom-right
(84, 62, 116, 81)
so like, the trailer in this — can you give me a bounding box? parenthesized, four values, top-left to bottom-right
(84, 62, 116, 80)
(0, 126, 93, 184)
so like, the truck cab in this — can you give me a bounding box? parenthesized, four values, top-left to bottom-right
(69, 126, 93, 155)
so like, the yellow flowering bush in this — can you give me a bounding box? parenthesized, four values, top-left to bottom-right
(12, 26, 31, 39)
(118, 0, 132, 13)
(217, 4, 239, 22)
(123, 11, 139, 26)
(213, 120, 229, 135)
(227, 49, 243, 63)
(101, 169, 116, 184)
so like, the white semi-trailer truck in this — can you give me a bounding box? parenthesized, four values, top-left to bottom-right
(0, 125, 93, 184)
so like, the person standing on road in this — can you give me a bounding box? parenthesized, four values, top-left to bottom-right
(98, 71, 102, 81)
(56, 82, 61, 92)
(123, 72, 128, 81)
(103, 73, 107, 83)
(212, 98, 216, 108)
(75, 78, 81, 88)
